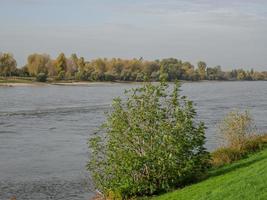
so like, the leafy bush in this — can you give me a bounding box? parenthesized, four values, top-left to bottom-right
(88, 81, 210, 199)
(36, 72, 47, 82)
(219, 110, 255, 150)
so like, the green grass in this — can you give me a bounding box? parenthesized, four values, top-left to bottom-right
(152, 148, 267, 200)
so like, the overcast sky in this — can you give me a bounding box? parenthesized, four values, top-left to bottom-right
(1, 0, 267, 70)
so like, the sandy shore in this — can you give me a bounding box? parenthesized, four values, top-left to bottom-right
(0, 81, 121, 87)
(50, 82, 109, 86)
(0, 83, 40, 87)
(0, 80, 169, 87)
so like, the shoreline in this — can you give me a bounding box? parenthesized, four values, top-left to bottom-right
(0, 82, 43, 87)
(0, 80, 266, 87)
(0, 81, 124, 87)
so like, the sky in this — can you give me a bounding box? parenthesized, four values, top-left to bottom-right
(1, 0, 267, 70)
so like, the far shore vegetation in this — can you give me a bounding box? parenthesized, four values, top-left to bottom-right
(1, 52, 267, 83)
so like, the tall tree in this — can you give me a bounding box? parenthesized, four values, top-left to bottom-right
(0, 53, 17, 76)
(197, 61, 207, 80)
(237, 69, 247, 80)
(27, 53, 50, 76)
(182, 61, 194, 80)
(55, 53, 67, 74)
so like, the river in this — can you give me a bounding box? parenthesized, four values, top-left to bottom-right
(1, 81, 267, 199)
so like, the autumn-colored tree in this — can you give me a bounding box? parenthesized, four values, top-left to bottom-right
(182, 61, 194, 80)
(27, 53, 50, 76)
(236, 69, 247, 80)
(197, 61, 207, 80)
(54, 53, 67, 79)
(55, 53, 67, 74)
(0, 53, 17, 76)
(2, 52, 267, 81)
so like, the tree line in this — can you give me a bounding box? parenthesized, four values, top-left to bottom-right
(1, 52, 267, 82)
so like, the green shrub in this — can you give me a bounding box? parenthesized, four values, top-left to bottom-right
(219, 110, 255, 150)
(36, 72, 47, 82)
(88, 81, 210, 199)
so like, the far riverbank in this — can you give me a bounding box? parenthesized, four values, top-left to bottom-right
(1, 77, 266, 87)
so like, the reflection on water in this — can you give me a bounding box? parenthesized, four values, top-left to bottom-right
(0, 81, 267, 199)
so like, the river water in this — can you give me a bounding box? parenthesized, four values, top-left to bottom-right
(1, 81, 267, 199)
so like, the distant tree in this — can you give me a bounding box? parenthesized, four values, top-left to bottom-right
(229, 69, 237, 80)
(159, 58, 180, 80)
(135, 72, 145, 81)
(151, 71, 160, 81)
(0, 53, 17, 76)
(66, 54, 79, 77)
(15, 65, 29, 77)
(110, 59, 124, 79)
(120, 69, 131, 81)
(207, 66, 224, 80)
(74, 56, 93, 80)
(46, 60, 57, 77)
(128, 58, 142, 73)
(77, 57, 86, 73)
(182, 61, 194, 80)
(36, 72, 47, 82)
(94, 58, 106, 74)
(70, 53, 79, 67)
(27, 53, 50, 76)
(197, 61, 207, 80)
(104, 72, 115, 81)
(159, 64, 169, 81)
(55, 53, 67, 79)
(236, 69, 247, 80)
(143, 61, 159, 77)
(2, 52, 267, 82)
(252, 71, 265, 80)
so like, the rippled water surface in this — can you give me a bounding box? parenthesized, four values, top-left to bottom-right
(1, 81, 267, 199)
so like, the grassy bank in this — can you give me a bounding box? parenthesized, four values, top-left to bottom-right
(0, 77, 35, 83)
(152, 147, 267, 200)
(0, 77, 97, 86)
(0, 76, 133, 85)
